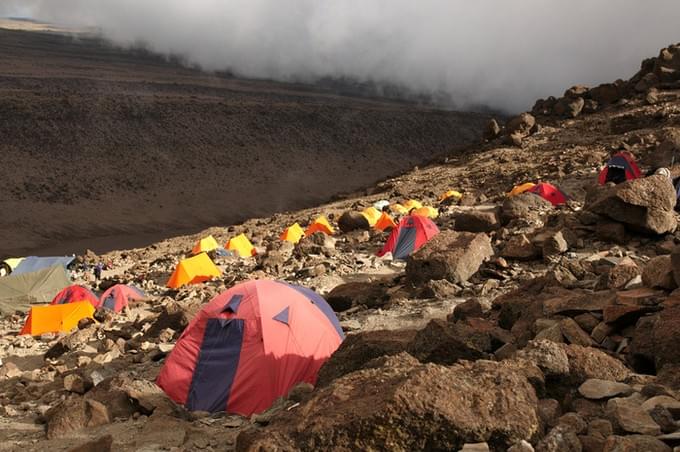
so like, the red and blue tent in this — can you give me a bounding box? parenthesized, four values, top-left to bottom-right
(598, 152, 642, 185)
(156, 280, 344, 415)
(49, 285, 99, 307)
(97, 284, 145, 313)
(376, 215, 439, 260)
(527, 182, 569, 206)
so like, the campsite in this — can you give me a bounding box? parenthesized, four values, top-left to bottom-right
(2, 8, 680, 452)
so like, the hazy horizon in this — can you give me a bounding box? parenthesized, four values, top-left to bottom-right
(1, 1, 679, 112)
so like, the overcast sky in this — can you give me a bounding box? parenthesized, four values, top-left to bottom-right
(2, 0, 679, 112)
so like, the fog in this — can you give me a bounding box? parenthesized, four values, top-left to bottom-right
(2, 0, 679, 112)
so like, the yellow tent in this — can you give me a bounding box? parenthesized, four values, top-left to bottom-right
(361, 207, 382, 227)
(226, 233, 256, 258)
(191, 235, 220, 255)
(20, 301, 94, 336)
(439, 190, 463, 203)
(167, 253, 222, 288)
(305, 216, 335, 236)
(508, 182, 536, 197)
(412, 206, 439, 219)
(374, 212, 397, 232)
(280, 223, 305, 244)
(402, 199, 423, 212)
(390, 203, 409, 215)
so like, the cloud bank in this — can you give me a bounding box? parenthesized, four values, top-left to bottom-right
(2, 0, 679, 112)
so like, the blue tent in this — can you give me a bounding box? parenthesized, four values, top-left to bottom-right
(13, 256, 75, 276)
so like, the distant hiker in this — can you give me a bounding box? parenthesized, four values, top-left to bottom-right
(93, 263, 103, 281)
(598, 151, 641, 185)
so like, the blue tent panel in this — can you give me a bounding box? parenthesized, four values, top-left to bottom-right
(222, 294, 243, 313)
(273, 307, 290, 325)
(186, 318, 244, 412)
(392, 226, 418, 260)
(284, 283, 345, 339)
(13, 256, 75, 276)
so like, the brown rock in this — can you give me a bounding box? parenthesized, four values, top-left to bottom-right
(406, 231, 493, 284)
(603, 435, 671, 451)
(515, 340, 569, 377)
(237, 354, 540, 451)
(565, 344, 631, 384)
(558, 412, 588, 434)
(536, 425, 582, 451)
(574, 313, 600, 334)
(642, 255, 677, 290)
(630, 302, 680, 372)
(591, 322, 614, 344)
(670, 246, 680, 288)
(578, 379, 633, 400)
(453, 210, 501, 233)
(596, 222, 627, 245)
(502, 234, 541, 260)
(506, 112, 536, 137)
(46, 397, 111, 439)
(538, 398, 562, 428)
(316, 329, 416, 387)
(450, 298, 484, 322)
(68, 435, 113, 452)
(554, 96, 585, 118)
(588, 418, 613, 438)
(585, 175, 677, 235)
(484, 118, 501, 141)
(501, 193, 554, 224)
(408, 319, 492, 365)
(561, 318, 595, 347)
(325, 281, 388, 312)
(544, 291, 614, 316)
(63, 373, 93, 395)
(607, 257, 641, 289)
(606, 398, 661, 435)
(337, 211, 370, 233)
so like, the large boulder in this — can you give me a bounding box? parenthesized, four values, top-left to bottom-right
(453, 209, 501, 233)
(642, 255, 677, 290)
(337, 211, 370, 233)
(407, 319, 494, 365)
(585, 175, 677, 235)
(406, 231, 493, 284)
(654, 43, 680, 82)
(630, 300, 680, 372)
(501, 193, 554, 224)
(236, 353, 540, 451)
(506, 113, 536, 137)
(316, 329, 416, 387)
(325, 281, 389, 312)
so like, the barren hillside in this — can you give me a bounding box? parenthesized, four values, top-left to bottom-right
(0, 27, 488, 258)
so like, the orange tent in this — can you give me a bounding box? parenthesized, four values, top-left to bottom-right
(507, 182, 536, 197)
(192, 235, 220, 255)
(412, 206, 439, 219)
(439, 190, 462, 203)
(20, 302, 94, 336)
(374, 212, 397, 232)
(226, 233, 256, 258)
(280, 223, 305, 244)
(167, 253, 222, 288)
(305, 216, 334, 236)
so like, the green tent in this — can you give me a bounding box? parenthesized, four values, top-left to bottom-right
(0, 265, 71, 315)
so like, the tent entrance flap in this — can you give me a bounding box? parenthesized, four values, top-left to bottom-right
(187, 319, 245, 412)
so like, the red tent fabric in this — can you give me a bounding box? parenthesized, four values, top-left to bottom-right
(527, 182, 569, 206)
(156, 280, 343, 415)
(376, 215, 440, 260)
(598, 152, 642, 185)
(49, 285, 99, 307)
(97, 284, 145, 313)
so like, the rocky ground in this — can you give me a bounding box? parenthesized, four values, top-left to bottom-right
(2, 42, 680, 452)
